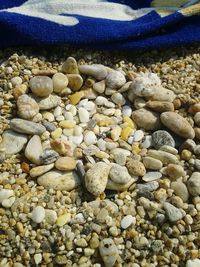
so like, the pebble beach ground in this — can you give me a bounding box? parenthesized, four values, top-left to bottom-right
(0, 45, 200, 267)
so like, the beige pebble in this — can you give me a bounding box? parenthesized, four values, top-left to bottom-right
(17, 94, 39, 120)
(67, 74, 83, 91)
(52, 72, 68, 93)
(55, 156, 76, 171)
(62, 57, 79, 74)
(132, 108, 161, 130)
(126, 159, 146, 176)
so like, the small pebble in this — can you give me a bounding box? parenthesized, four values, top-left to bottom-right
(31, 206, 45, 223)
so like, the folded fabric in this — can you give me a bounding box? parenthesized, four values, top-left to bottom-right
(0, 0, 200, 49)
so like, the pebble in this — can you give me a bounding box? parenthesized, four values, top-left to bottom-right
(141, 135, 152, 149)
(62, 57, 79, 74)
(111, 92, 125, 106)
(132, 130, 144, 142)
(99, 238, 118, 267)
(37, 171, 80, 191)
(29, 163, 54, 178)
(132, 108, 160, 130)
(10, 119, 46, 135)
(79, 64, 108, 80)
(40, 149, 59, 164)
(166, 164, 185, 179)
(0, 189, 14, 204)
(194, 112, 200, 126)
(143, 157, 163, 170)
(34, 254, 42, 265)
(55, 157, 76, 171)
(109, 164, 131, 184)
(106, 70, 126, 89)
(186, 259, 200, 267)
(34, 94, 61, 110)
(93, 80, 106, 93)
(126, 159, 146, 176)
(151, 87, 176, 102)
(146, 100, 174, 113)
(187, 172, 200, 196)
(148, 150, 179, 165)
(106, 177, 135, 191)
(85, 162, 110, 196)
(111, 126, 121, 141)
(152, 130, 175, 149)
(130, 72, 160, 97)
(142, 171, 162, 182)
(17, 94, 39, 120)
(67, 74, 83, 91)
(159, 145, 178, 155)
(2, 196, 16, 208)
(78, 107, 90, 123)
(52, 72, 68, 93)
(25, 135, 43, 165)
(69, 91, 84, 105)
(171, 181, 189, 202)
(45, 209, 57, 225)
(122, 105, 132, 117)
(29, 76, 53, 97)
(59, 120, 76, 129)
(121, 215, 136, 229)
(11, 76, 22, 86)
(163, 202, 185, 222)
(137, 181, 159, 196)
(84, 131, 97, 145)
(31, 206, 45, 223)
(56, 213, 71, 227)
(160, 112, 195, 139)
(0, 130, 28, 155)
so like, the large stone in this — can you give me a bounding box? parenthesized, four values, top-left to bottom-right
(152, 130, 175, 149)
(0, 130, 28, 155)
(109, 164, 131, 184)
(25, 135, 43, 165)
(29, 163, 54, 178)
(148, 150, 179, 165)
(132, 108, 161, 131)
(29, 76, 53, 97)
(10, 119, 46, 135)
(163, 202, 185, 222)
(37, 171, 80, 191)
(160, 112, 195, 139)
(85, 162, 111, 196)
(17, 94, 39, 120)
(171, 181, 189, 202)
(79, 64, 108, 80)
(33, 94, 61, 110)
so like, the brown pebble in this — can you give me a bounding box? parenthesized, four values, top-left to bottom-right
(55, 157, 76, 171)
(21, 162, 30, 173)
(173, 98, 182, 110)
(194, 127, 200, 140)
(188, 103, 200, 114)
(181, 149, 192, 161)
(126, 159, 146, 176)
(146, 101, 174, 113)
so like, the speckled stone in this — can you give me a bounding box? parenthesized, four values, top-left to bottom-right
(99, 238, 119, 267)
(152, 130, 175, 149)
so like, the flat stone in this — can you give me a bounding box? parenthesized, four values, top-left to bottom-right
(31, 206, 45, 223)
(29, 163, 54, 178)
(106, 177, 135, 191)
(55, 157, 76, 171)
(143, 157, 163, 170)
(146, 101, 174, 113)
(187, 172, 200, 196)
(40, 149, 59, 164)
(25, 135, 43, 165)
(79, 64, 108, 80)
(126, 159, 146, 176)
(29, 76, 53, 97)
(85, 162, 111, 196)
(148, 150, 179, 165)
(109, 164, 131, 184)
(0, 130, 28, 155)
(132, 108, 161, 131)
(37, 171, 80, 191)
(10, 119, 46, 135)
(171, 181, 189, 202)
(150, 87, 176, 102)
(163, 202, 185, 222)
(33, 94, 61, 110)
(99, 238, 119, 267)
(160, 112, 195, 139)
(152, 130, 175, 149)
(142, 171, 162, 182)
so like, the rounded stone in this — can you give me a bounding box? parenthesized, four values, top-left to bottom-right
(53, 72, 68, 93)
(160, 112, 195, 139)
(31, 206, 45, 223)
(84, 131, 97, 146)
(55, 157, 76, 171)
(121, 215, 136, 229)
(143, 157, 163, 170)
(152, 130, 175, 149)
(29, 76, 53, 97)
(194, 112, 200, 127)
(79, 64, 108, 80)
(132, 108, 161, 131)
(78, 107, 90, 123)
(187, 172, 200, 196)
(166, 164, 185, 179)
(17, 94, 39, 120)
(106, 70, 126, 89)
(10, 119, 46, 135)
(109, 164, 131, 184)
(142, 171, 162, 182)
(85, 162, 110, 196)
(126, 159, 146, 176)
(25, 135, 43, 165)
(171, 181, 189, 202)
(99, 238, 118, 267)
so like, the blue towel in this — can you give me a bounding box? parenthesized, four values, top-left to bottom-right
(0, 0, 200, 49)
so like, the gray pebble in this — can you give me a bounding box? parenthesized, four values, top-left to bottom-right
(163, 202, 185, 222)
(152, 130, 175, 149)
(42, 120, 56, 132)
(10, 119, 46, 135)
(40, 149, 59, 164)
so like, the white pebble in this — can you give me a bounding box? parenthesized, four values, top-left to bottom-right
(133, 130, 144, 142)
(74, 125, 83, 136)
(11, 76, 22, 87)
(69, 135, 83, 145)
(84, 131, 97, 146)
(141, 135, 152, 149)
(78, 107, 90, 123)
(111, 92, 126, 106)
(186, 259, 200, 267)
(56, 115, 65, 121)
(121, 215, 136, 229)
(0, 189, 14, 203)
(95, 96, 108, 106)
(142, 171, 162, 182)
(97, 139, 107, 151)
(34, 253, 42, 265)
(122, 105, 132, 117)
(31, 206, 45, 223)
(63, 111, 74, 121)
(53, 106, 62, 117)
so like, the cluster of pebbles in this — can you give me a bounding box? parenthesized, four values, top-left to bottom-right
(0, 46, 200, 267)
